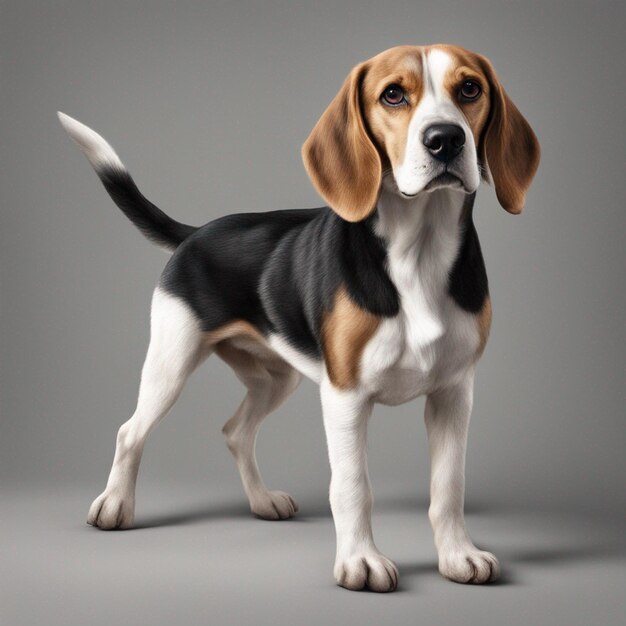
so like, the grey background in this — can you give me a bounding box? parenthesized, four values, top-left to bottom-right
(1, 1, 624, 625)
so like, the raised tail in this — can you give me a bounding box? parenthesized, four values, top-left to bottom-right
(57, 112, 198, 251)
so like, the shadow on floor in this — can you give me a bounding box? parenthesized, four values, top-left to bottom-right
(134, 492, 496, 529)
(397, 539, 626, 590)
(134, 501, 252, 529)
(135, 495, 572, 529)
(133, 495, 625, 589)
(505, 541, 626, 565)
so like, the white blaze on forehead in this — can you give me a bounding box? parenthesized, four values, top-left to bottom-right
(417, 49, 458, 119)
(424, 48, 453, 98)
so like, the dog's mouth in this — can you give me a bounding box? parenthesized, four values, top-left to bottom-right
(424, 172, 464, 192)
(398, 172, 467, 198)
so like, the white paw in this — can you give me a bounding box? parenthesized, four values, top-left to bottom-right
(87, 490, 135, 530)
(334, 550, 399, 592)
(250, 490, 298, 520)
(439, 546, 500, 584)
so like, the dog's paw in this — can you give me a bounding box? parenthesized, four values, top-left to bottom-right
(250, 490, 298, 520)
(439, 546, 500, 584)
(87, 490, 135, 530)
(334, 551, 399, 592)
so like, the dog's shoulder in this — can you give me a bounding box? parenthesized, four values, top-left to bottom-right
(259, 210, 400, 358)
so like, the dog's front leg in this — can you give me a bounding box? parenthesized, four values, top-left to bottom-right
(425, 370, 500, 583)
(321, 378, 398, 592)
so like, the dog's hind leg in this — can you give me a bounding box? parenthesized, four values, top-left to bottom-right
(217, 340, 302, 520)
(87, 288, 209, 529)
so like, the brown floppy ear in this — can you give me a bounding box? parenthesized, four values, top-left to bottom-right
(477, 56, 540, 214)
(302, 62, 382, 222)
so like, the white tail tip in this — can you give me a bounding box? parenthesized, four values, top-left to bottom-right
(57, 111, 124, 171)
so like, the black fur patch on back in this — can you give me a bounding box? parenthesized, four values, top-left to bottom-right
(160, 207, 399, 358)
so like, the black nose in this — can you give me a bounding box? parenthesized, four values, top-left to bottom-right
(422, 124, 465, 163)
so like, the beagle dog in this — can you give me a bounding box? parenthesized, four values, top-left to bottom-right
(58, 44, 539, 593)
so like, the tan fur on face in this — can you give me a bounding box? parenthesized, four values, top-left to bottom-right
(437, 45, 492, 145)
(360, 46, 424, 173)
(436, 44, 540, 213)
(303, 46, 428, 220)
(302, 44, 539, 219)
(360, 44, 492, 181)
(322, 286, 380, 389)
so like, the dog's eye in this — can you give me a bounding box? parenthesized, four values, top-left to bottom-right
(381, 84, 406, 106)
(459, 80, 482, 102)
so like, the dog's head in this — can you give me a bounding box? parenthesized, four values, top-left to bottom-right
(302, 45, 540, 221)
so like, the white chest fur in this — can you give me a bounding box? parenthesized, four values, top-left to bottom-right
(360, 188, 481, 405)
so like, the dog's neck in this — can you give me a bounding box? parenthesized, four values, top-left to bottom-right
(374, 186, 470, 276)
(372, 185, 474, 351)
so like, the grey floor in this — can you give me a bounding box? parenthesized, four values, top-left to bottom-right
(2, 483, 624, 626)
